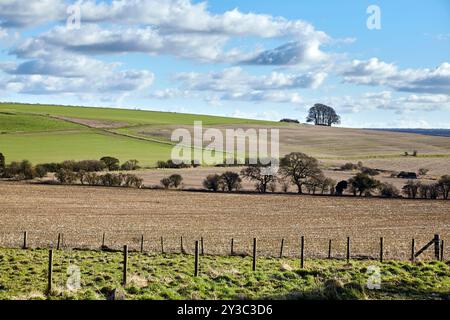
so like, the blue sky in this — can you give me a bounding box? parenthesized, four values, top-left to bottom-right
(0, 0, 449, 127)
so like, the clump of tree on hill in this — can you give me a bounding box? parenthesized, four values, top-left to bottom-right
(306, 104, 341, 127)
(55, 170, 143, 188)
(160, 174, 184, 189)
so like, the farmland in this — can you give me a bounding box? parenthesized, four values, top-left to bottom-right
(0, 183, 449, 260)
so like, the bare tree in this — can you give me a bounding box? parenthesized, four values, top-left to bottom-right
(279, 152, 322, 194)
(241, 165, 276, 193)
(306, 104, 341, 126)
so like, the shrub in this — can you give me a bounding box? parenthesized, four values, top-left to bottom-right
(34, 164, 48, 178)
(75, 160, 106, 172)
(85, 172, 100, 186)
(3, 160, 37, 180)
(360, 167, 380, 176)
(100, 157, 120, 171)
(168, 174, 183, 188)
(280, 118, 300, 124)
(379, 183, 400, 198)
(99, 173, 123, 187)
(122, 174, 143, 188)
(121, 160, 140, 171)
(203, 174, 221, 192)
(418, 168, 429, 176)
(160, 177, 171, 189)
(156, 160, 190, 169)
(37, 162, 61, 172)
(438, 175, 450, 199)
(340, 163, 359, 171)
(348, 173, 380, 196)
(335, 180, 348, 196)
(55, 169, 77, 184)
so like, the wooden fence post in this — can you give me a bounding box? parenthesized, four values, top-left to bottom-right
(231, 238, 234, 256)
(140, 234, 144, 253)
(279, 238, 284, 259)
(434, 234, 441, 260)
(161, 236, 164, 254)
(57, 233, 61, 250)
(441, 240, 444, 262)
(101, 232, 105, 248)
(23, 231, 27, 249)
(380, 237, 384, 263)
(47, 249, 53, 294)
(180, 236, 184, 253)
(122, 245, 128, 286)
(346, 237, 350, 264)
(252, 238, 257, 271)
(200, 237, 204, 255)
(328, 239, 332, 259)
(300, 236, 305, 269)
(411, 238, 415, 262)
(194, 241, 199, 277)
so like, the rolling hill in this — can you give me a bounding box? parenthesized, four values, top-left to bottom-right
(1, 102, 449, 168)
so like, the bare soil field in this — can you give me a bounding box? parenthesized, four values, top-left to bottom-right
(0, 183, 448, 261)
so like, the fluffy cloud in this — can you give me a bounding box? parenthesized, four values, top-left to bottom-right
(0, 0, 65, 28)
(342, 58, 450, 95)
(171, 67, 326, 104)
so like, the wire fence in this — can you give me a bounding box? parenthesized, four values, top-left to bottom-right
(0, 230, 447, 261)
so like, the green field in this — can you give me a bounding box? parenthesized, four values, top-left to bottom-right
(0, 248, 448, 300)
(0, 103, 270, 166)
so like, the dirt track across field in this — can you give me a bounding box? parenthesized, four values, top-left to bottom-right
(0, 183, 449, 260)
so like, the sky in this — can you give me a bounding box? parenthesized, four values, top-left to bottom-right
(0, 0, 449, 128)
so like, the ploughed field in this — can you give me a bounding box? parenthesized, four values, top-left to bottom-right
(0, 183, 449, 261)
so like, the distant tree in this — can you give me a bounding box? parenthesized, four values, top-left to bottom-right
(379, 183, 400, 198)
(348, 173, 380, 196)
(55, 169, 77, 184)
(402, 180, 420, 199)
(241, 165, 276, 193)
(203, 174, 221, 192)
(335, 180, 348, 196)
(279, 152, 322, 194)
(122, 174, 144, 188)
(280, 119, 300, 124)
(19, 160, 35, 180)
(0, 152, 5, 176)
(219, 172, 242, 192)
(160, 177, 171, 189)
(34, 164, 48, 178)
(168, 174, 183, 189)
(438, 175, 450, 199)
(121, 160, 140, 171)
(306, 104, 341, 126)
(100, 156, 120, 171)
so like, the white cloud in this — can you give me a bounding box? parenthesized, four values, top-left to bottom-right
(342, 58, 450, 95)
(0, 0, 65, 28)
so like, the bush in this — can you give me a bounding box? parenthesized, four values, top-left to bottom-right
(418, 168, 429, 176)
(438, 175, 450, 199)
(379, 183, 400, 198)
(203, 174, 221, 192)
(55, 169, 77, 184)
(3, 160, 37, 180)
(168, 174, 183, 188)
(156, 160, 190, 169)
(122, 174, 143, 188)
(34, 164, 48, 178)
(335, 180, 348, 196)
(120, 160, 140, 171)
(340, 163, 359, 171)
(99, 173, 123, 187)
(348, 173, 380, 196)
(160, 177, 171, 189)
(402, 180, 420, 199)
(280, 118, 300, 124)
(361, 167, 380, 176)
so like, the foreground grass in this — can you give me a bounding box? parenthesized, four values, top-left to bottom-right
(0, 249, 449, 300)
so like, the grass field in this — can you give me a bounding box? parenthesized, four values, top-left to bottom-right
(1, 102, 450, 168)
(1, 183, 449, 260)
(0, 248, 449, 300)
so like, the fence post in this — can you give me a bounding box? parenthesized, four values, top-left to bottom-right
(200, 237, 204, 255)
(252, 238, 257, 271)
(346, 237, 350, 264)
(231, 238, 234, 256)
(328, 239, 332, 259)
(57, 233, 61, 250)
(102, 232, 105, 248)
(140, 235, 144, 253)
(411, 238, 415, 262)
(122, 245, 128, 286)
(441, 240, 444, 262)
(23, 231, 28, 249)
(300, 236, 305, 269)
(161, 236, 164, 254)
(47, 249, 53, 294)
(181, 236, 184, 254)
(380, 237, 384, 263)
(194, 241, 199, 277)
(279, 238, 284, 259)
(434, 234, 441, 260)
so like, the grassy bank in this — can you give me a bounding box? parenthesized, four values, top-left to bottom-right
(0, 248, 448, 300)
